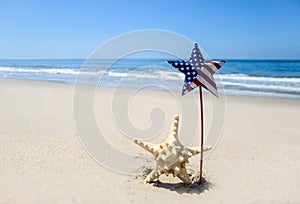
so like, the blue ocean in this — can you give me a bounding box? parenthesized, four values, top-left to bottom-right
(0, 59, 300, 98)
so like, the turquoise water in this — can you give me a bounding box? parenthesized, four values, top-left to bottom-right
(0, 59, 300, 98)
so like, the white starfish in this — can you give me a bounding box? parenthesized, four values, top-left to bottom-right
(134, 114, 211, 184)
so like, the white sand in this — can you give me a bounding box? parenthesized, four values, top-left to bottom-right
(0, 79, 299, 203)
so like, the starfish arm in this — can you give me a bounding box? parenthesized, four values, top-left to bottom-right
(144, 166, 160, 183)
(192, 145, 212, 152)
(185, 145, 212, 158)
(166, 114, 179, 141)
(133, 139, 157, 155)
(177, 169, 191, 184)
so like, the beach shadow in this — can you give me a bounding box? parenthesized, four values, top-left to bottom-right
(138, 167, 212, 194)
(151, 176, 212, 194)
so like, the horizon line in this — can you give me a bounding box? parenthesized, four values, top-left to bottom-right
(1, 58, 300, 61)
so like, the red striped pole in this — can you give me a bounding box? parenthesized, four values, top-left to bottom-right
(199, 86, 204, 184)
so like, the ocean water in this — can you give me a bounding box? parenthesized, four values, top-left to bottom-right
(0, 59, 300, 98)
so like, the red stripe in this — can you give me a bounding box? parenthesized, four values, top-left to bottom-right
(193, 78, 208, 90)
(193, 78, 202, 86)
(209, 61, 221, 69)
(187, 86, 193, 91)
(199, 72, 217, 90)
(202, 64, 215, 75)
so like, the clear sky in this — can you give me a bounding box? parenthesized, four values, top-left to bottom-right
(0, 0, 299, 59)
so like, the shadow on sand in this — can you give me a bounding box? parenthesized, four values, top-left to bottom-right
(139, 167, 213, 194)
(151, 176, 212, 194)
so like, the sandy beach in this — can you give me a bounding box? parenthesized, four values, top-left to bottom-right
(0, 78, 299, 203)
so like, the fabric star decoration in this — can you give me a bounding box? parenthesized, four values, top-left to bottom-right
(168, 43, 226, 97)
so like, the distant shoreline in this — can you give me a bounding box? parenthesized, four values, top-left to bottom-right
(0, 59, 299, 99)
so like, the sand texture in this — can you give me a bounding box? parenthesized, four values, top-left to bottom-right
(0, 79, 299, 203)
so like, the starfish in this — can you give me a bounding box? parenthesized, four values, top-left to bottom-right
(133, 114, 211, 184)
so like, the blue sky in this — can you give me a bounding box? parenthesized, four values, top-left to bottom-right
(0, 0, 299, 59)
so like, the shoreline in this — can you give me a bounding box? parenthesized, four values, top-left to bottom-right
(1, 77, 300, 100)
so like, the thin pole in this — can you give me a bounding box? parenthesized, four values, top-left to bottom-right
(199, 86, 204, 184)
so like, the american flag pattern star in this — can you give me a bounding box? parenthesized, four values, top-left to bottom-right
(168, 43, 226, 97)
